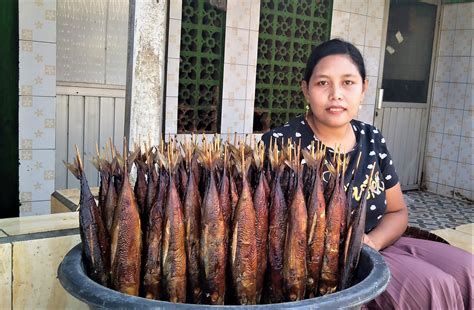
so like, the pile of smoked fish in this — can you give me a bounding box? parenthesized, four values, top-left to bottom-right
(65, 135, 374, 305)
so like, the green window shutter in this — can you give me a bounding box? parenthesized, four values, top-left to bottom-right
(178, 0, 226, 133)
(253, 0, 333, 132)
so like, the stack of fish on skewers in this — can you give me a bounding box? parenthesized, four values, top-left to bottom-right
(65, 135, 374, 305)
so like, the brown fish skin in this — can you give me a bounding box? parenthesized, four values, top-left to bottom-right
(97, 160, 110, 227)
(340, 183, 369, 290)
(66, 155, 109, 287)
(230, 159, 257, 305)
(110, 164, 142, 296)
(319, 171, 345, 295)
(264, 166, 287, 304)
(229, 172, 239, 221)
(142, 163, 163, 300)
(183, 160, 202, 303)
(161, 170, 187, 303)
(254, 171, 269, 303)
(134, 159, 147, 218)
(283, 169, 307, 302)
(220, 163, 232, 227)
(103, 159, 119, 235)
(200, 168, 227, 305)
(306, 166, 326, 298)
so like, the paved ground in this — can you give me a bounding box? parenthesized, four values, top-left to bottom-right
(404, 190, 473, 230)
(403, 190, 473, 254)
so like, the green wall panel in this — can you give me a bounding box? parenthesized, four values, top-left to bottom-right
(253, 0, 333, 132)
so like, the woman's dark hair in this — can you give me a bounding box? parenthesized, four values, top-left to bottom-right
(303, 39, 366, 83)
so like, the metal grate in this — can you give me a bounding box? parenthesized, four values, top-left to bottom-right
(178, 0, 226, 133)
(253, 0, 333, 132)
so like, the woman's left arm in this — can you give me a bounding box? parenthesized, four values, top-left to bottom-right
(363, 183, 408, 251)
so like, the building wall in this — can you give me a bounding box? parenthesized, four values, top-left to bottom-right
(330, 0, 386, 125)
(423, 2, 473, 201)
(18, 0, 57, 216)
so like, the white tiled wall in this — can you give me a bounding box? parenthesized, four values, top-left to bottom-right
(331, 0, 387, 125)
(423, 2, 473, 201)
(164, 0, 182, 134)
(221, 0, 260, 135)
(19, 0, 57, 216)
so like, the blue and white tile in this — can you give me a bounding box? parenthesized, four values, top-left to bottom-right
(423, 156, 440, 183)
(19, 41, 56, 97)
(426, 131, 443, 158)
(428, 107, 446, 133)
(455, 2, 473, 30)
(458, 136, 473, 165)
(168, 19, 182, 59)
(164, 96, 178, 135)
(464, 84, 472, 110)
(166, 57, 180, 97)
(333, 0, 352, 13)
(330, 10, 350, 39)
(364, 47, 380, 77)
(246, 65, 257, 101)
(432, 82, 449, 108)
(19, 96, 55, 150)
(20, 200, 51, 217)
(169, 0, 182, 20)
(226, 0, 251, 29)
(350, 0, 368, 15)
(19, 149, 55, 203)
(437, 159, 457, 187)
(249, 0, 261, 31)
(443, 108, 463, 136)
(446, 82, 466, 110)
(348, 14, 367, 46)
(243, 99, 255, 134)
(220, 99, 245, 134)
(222, 64, 248, 100)
(435, 57, 452, 82)
(441, 4, 457, 30)
(224, 28, 250, 65)
(453, 30, 473, 56)
(423, 181, 437, 194)
(367, 0, 385, 18)
(19, 0, 56, 43)
(455, 162, 473, 191)
(365, 17, 383, 48)
(357, 105, 375, 125)
(440, 134, 461, 161)
(363, 76, 377, 105)
(436, 184, 454, 198)
(450, 57, 469, 83)
(461, 109, 473, 138)
(455, 189, 473, 202)
(248, 30, 259, 67)
(438, 30, 455, 56)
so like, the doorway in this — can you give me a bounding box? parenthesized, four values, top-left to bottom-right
(374, 0, 440, 190)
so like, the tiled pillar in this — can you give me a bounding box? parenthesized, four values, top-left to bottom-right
(18, 0, 57, 216)
(164, 0, 182, 135)
(424, 2, 473, 201)
(220, 0, 260, 135)
(330, 0, 386, 125)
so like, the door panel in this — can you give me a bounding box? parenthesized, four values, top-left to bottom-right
(375, 0, 439, 190)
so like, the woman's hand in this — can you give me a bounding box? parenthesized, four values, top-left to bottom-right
(363, 234, 380, 251)
(365, 183, 408, 251)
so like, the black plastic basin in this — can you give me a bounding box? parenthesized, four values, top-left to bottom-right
(58, 243, 389, 309)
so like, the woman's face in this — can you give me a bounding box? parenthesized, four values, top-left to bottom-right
(302, 54, 368, 129)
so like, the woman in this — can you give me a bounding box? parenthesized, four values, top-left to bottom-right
(261, 39, 472, 309)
